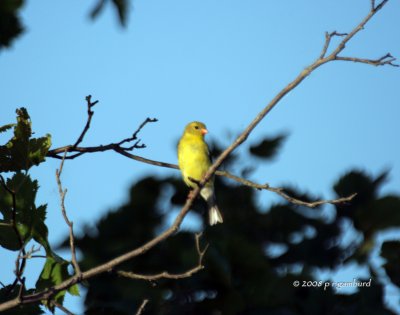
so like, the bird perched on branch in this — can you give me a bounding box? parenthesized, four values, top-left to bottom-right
(178, 121, 223, 225)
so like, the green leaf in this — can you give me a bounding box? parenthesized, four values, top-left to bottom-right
(0, 107, 52, 172)
(36, 256, 80, 311)
(28, 135, 52, 166)
(0, 123, 15, 133)
(68, 283, 80, 296)
(0, 223, 20, 250)
(0, 173, 50, 253)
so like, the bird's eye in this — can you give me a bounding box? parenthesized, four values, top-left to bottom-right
(194, 125, 199, 130)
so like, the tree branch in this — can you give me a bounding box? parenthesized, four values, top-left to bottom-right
(319, 31, 347, 59)
(2, 180, 200, 309)
(217, 170, 357, 207)
(335, 53, 398, 67)
(116, 233, 208, 281)
(0, 1, 395, 312)
(72, 95, 98, 148)
(135, 299, 149, 315)
(56, 151, 81, 276)
(46, 96, 157, 160)
(114, 150, 357, 208)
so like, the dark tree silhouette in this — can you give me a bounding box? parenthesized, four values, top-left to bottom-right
(64, 138, 400, 315)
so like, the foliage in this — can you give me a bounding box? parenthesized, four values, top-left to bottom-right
(1, 107, 399, 314)
(0, 0, 130, 51)
(0, 109, 78, 314)
(0, 108, 51, 172)
(90, 0, 129, 26)
(63, 139, 400, 314)
(0, 0, 24, 49)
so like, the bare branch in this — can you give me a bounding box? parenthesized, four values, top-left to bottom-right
(72, 95, 98, 148)
(335, 53, 398, 67)
(319, 31, 347, 59)
(135, 299, 149, 315)
(117, 233, 208, 281)
(18, 245, 42, 260)
(17, 278, 25, 301)
(217, 171, 357, 208)
(117, 117, 158, 148)
(328, 0, 389, 58)
(114, 148, 179, 169)
(110, 150, 357, 208)
(56, 151, 81, 276)
(47, 115, 157, 160)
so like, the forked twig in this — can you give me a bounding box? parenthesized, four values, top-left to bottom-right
(117, 233, 208, 281)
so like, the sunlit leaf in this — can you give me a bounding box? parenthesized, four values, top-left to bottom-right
(0, 123, 15, 133)
(36, 256, 80, 312)
(0, 108, 52, 172)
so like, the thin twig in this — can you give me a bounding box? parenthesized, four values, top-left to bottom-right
(336, 53, 398, 66)
(117, 233, 208, 281)
(115, 150, 358, 208)
(135, 299, 149, 315)
(17, 278, 25, 302)
(217, 171, 357, 207)
(47, 105, 157, 160)
(72, 95, 98, 148)
(18, 245, 42, 260)
(319, 31, 347, 59)
(117, 117, 158, 148)
(56, 151, 81, 276)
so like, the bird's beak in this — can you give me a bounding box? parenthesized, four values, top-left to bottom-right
(201, 128, 208, 135)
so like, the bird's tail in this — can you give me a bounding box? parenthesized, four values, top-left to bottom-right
(201, 186, 223, 225)
(209, 205, 223, 226)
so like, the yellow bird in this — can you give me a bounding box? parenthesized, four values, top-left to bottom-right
(178, 121, 223, 225)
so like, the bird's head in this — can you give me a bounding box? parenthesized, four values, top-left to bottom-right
(184, 121, 208, 137)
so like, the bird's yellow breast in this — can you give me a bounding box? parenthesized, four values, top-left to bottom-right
(178, 134, 212, 188)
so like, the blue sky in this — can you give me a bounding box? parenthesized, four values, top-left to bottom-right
(1, 0, 399, 313)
